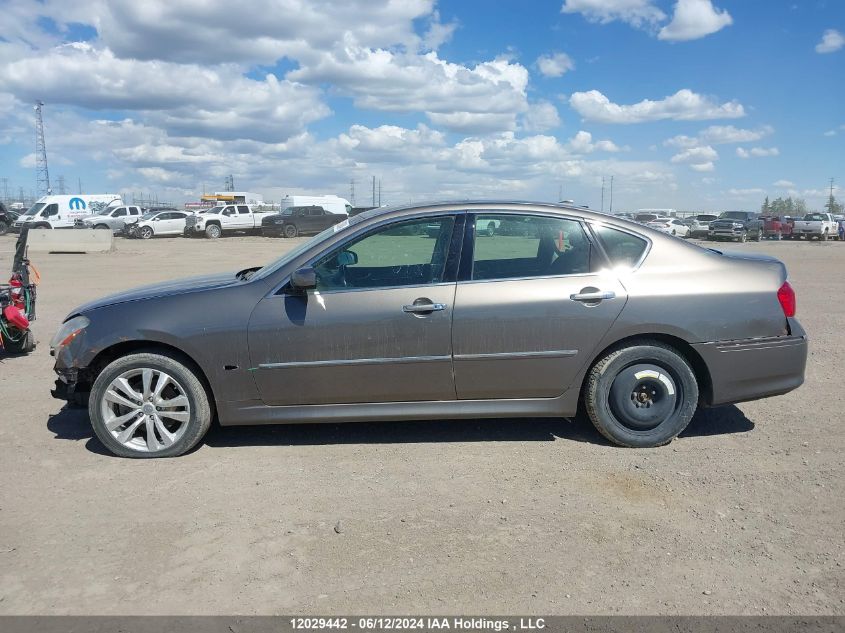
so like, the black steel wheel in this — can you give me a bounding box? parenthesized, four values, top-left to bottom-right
(584, 341, 699, 447)
(284, 224, 298, 238)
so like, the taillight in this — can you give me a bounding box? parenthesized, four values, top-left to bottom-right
(777, 281, 796, 318)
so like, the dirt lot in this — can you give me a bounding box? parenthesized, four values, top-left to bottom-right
(0, 232, 842, 615)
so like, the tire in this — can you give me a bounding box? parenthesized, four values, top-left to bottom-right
(34, 223, 50, 229)
(671, 229, 677, 236)
(205, 224, 222, 239)
(284, 224, 298, 238)
(94, 224, 110, 230)
(89, 352, 212, 458)
(821, 231, 828, 242)
(139, 226, 154, 239)
(584, 341, 699, 448)
(738, 231, 747, 243)
(1, 328, 35, 354)
(754, 230, 762, 242)
(0, 220, 8, 236)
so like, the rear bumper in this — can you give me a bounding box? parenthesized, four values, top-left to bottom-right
(692, 319, 808, 406)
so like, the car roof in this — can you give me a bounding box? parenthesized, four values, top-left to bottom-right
(352, 199, 616, 223)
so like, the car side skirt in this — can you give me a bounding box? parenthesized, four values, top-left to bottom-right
(216, 386, 582, 426)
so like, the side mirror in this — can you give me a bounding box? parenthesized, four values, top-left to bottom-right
(290, 267, 317, 291)
(337, 250, 358, 266)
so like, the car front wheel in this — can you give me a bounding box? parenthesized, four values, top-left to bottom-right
(139, 226, 154, 239)
(584, 341, 699, 448)
(205, 224, 222, 239)
(89, 352, 212, 458)
(284, 224, 298, 238)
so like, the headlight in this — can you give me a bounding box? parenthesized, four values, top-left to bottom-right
(50, 315, 90, 351)
(733, 222, 744, 228)
(272, 217, 285, 224)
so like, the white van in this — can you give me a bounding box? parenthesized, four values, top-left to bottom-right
(13, 194, 123, 231)
(279, 195, 352, 216)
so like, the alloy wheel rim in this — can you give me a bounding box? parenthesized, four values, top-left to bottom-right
(100, 368, 191, 452)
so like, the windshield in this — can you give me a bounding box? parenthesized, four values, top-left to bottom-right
(720, 212, 748, 220)
(23, 203, 46, 216)
(200, 206, 223, 215)
(696, 215, 717, 221)
(281, 207, 294, 215)
(141, 212, 159, 220)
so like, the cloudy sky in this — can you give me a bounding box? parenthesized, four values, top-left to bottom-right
(0, 0, 842, 210)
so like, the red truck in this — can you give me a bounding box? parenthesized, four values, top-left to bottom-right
(761, 215, 794, 240)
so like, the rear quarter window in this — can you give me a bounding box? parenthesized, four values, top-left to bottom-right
(593, 225, 648, 268)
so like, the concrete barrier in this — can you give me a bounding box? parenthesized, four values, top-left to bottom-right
(26, 229, 113, 254)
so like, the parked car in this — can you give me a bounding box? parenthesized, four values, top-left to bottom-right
(184, 204, 273, 239)
(0, 201, 20, 236)
(50, 200, 807, 458)
(684, 214, 719, 238)
(78, 205, 144, 233)
(261, 206, 347, 238)
(708, 211, 763, 242)
(646, 217, 690, 237)
(761, 216, 794, 240)
(792, 213, 840, 241)
(126, 210, 191, 239)
(633, 212, 659, 224)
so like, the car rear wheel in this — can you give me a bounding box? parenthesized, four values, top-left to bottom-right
(139, 226, 153, 239)
(284, 224, 298, 238)
(584, 341, 699, 448)
(89, 352, 212, 458)
(0, 220, 8, 235)
(205, 224, 221, 239)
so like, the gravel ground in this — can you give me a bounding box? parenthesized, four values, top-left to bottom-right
(0, 233, 842, 615)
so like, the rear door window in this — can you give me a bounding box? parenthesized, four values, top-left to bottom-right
(470, 214, 593, 281)
(237, 206, 250, 214)
(592, 225, 648, 268)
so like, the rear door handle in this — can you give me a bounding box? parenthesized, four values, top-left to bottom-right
(570, 291, 616, 302)
(403, 302, 447, 313)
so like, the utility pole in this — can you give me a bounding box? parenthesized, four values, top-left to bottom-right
(378, 179, 381, 206)
(350, 179, 356, 205)
(77, 177, 82, 194)
(18, 187, 25, 204)
(57, 175, 66, 195)
(558, 183, 562, 202)
(609, 175, 614, 213)
(1, 177, 8, 203)
(372, 175, 376, 207)
(601, 176, 605, 212)
(35, 101, 51, 196)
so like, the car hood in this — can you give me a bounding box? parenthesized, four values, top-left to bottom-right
(69, 272, 239, 316)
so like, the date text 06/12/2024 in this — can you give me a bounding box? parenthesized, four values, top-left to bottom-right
(289, 618, 546, 631)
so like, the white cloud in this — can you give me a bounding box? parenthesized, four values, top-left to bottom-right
(522, 101, 561, 132)
(0, 43, 329, 142)
(736, 147, 779, 158)
(536, 52, 575, 77)
(665, 124, 773, 147)
(658, 0, 733, 41)
(815, 29, 844, 54)
(566, 131, 621, 153)
(561, 0, 665, 28)
(288, 50, 530, 133)
(570, 89, 745, 124)
(774, 180, 795, 188)
(671, 145, 718, 171)
(728, 188, 766, 196)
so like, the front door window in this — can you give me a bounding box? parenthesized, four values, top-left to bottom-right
(311, 216, 456, 291)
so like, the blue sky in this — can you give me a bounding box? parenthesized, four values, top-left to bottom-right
(0, 0, 842, 211)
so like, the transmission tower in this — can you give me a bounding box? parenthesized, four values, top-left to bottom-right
(224, 175, 234, 191)
(35, 101, 50, 196)
(57, 175, 67, 195)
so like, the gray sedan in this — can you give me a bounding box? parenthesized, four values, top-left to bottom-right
(50, 201, 807, 457)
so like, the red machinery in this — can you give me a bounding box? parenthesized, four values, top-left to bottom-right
(0, 228, 38, 354)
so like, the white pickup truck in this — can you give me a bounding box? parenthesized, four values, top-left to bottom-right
(184, 204, 273, 239)
(792, 212, 840, 241)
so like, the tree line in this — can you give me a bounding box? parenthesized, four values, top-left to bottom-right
(760, 194, 843, 216)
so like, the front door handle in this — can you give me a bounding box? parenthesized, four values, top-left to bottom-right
(570, 290, 616, 302)
(403, 301, 447, 314)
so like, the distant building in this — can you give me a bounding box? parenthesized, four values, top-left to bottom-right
(200, 191, 264, 206)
